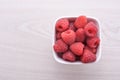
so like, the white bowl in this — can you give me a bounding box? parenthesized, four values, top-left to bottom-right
(52, 17, 101, 64)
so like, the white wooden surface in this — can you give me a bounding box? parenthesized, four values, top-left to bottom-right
(0, 0, 120, 80)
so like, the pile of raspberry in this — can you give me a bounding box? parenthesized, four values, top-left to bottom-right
(53, 16, 100, 63)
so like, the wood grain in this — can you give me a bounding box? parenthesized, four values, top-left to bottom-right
(0, 0, 120, 80)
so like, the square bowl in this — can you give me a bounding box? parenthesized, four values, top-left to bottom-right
(52, 16, 101, 64)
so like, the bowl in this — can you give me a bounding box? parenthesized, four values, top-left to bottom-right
(52, 16, 101, 64)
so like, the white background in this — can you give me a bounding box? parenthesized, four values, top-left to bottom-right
(0, 0, 120, 80)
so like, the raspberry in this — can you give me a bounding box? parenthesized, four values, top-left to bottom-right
(62, 51, 76, 62)
(87, 37, 100, 48)
(81, 49, 96, 63)
(76, 28, 85, 42)
(69, 23, 76, 31)
(55, 18, 69, 32)
(84, 22, 98, 37)
(74, 16, 87, 28)
(53, 39, 68, 53)
(61, 30, 76, 45)
(84, 46, 97, 54)
(56, 32, 61, 40)
(70, 42, 84, 56)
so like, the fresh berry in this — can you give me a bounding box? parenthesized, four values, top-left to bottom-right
(84, 46, 97, 54)
(76, 28, 85, 42)
(81, 49, 96, 63)
(87, 37, 100, 48)
(56, 32, 61, 39)
(74, 16, 87, 28)
(55, 18, 69, 32)
(63, 51, 76, 62)
(70, 42, 84, 56)
(69, 23, 76, 31)
(61, 30, 76, 45)
(53, 39, 68, 53)
(84, 22, 98, 37)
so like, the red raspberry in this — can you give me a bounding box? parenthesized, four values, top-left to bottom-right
(62, 51, 76, 62)
(81, 49, 96, 63)
(69, 23, 77, 31)
(74, 16, 87, 28)
(55, 18, 69, 32)
(61, 30, 76, 45)
(84, 22, 98, 37)
(76, 28, 85, 42)
(70, 42, 84, 56)
(84, 46, 97, 54)
(87, 37, 100, 48)
(53, 39, 68, 53)
(56, 32, 61, 40)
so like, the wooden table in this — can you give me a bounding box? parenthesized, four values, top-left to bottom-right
(0, 0, 120, 80)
